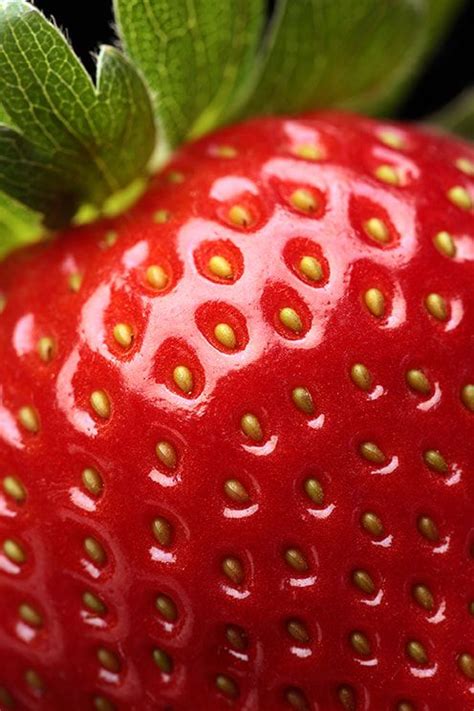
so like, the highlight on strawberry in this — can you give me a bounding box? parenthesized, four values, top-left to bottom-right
(0, 1, 473, 709)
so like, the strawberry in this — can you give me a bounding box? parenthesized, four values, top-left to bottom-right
(0, 110, 474, 711)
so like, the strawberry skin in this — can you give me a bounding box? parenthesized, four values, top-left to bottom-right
(0, 112, 474, 711)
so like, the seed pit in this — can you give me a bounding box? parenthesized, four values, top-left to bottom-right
(216, 193, 263, 230)
(278, 182, 326, 218)
(195, 302, 248, 353)
(350, 195, 398, 248)
(194, 240, 243, 284)
(283, 238, 329, 287)
(154, 338, 205, 398)
(262, 282, 312, 340)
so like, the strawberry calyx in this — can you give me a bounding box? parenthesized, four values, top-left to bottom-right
(0, 0, 470, 258)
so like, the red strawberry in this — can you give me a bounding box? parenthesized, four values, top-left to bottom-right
(0, 112, 474, 711)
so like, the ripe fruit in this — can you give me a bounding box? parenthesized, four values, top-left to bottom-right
(0, 111, 473, 709)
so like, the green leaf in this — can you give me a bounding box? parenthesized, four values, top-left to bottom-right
(114, 0, 265, 152)
(429, 88, 474, 140)
(236, 0, 427, 119)
(0, 0, 156, 227)
(426, 0, 466, 45)
(0, 192, 43, 259)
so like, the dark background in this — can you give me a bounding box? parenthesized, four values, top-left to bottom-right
(35, 0, 474, 119)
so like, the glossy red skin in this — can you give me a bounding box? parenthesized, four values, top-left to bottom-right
(0, 113, 474, 711)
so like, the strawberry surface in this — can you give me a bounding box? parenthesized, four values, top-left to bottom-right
(0, 112, 474, 711)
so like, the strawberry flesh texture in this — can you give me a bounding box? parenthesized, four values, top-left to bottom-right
(0, 113, 474, 710)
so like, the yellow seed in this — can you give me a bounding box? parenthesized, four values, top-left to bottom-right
(153, 648, 173, 673)
(208, 255, 233, 279)
(361, 511, 384, 537)
(303, 478, 324, 506)
(68, 272, 83, 293)
(153, 209, 170, 224)
(102, 230, 118, 248)
(294, 143, 322, 161)
(468, 600, 474, 617)
(364, 288, 385, 317)
(350, 631, 371, 656)
(224, 479, 250, 504)
(152, 517, 173, 547)
(433, 231, 456, 258)
(113, 323, 134, 349)
(0, 687, 14, 708)
(3, 539, 26, 564)
(284, 548, 309, 573)
(461, 384, 474, 412)
(24, 669, 44, 691)
(173, 365, 193, 394)
(360, 441, 385, 464)
(290, 189, 317, 213)
(397, 702, 415, 711)
(221, 556, 244, 585)
(455, 157, 474, 176)
(81, 468, 103, 496)
(292, 387, 314, 415)
(94, 696, 115, 711)
(352, 570, 375, 595)
(156, 441, 177, 469)
(97, 648, 121, 673)
(412, 584, 434, 611)
(425, 293, 448, 321)
(417, 516, 439, 542)
(240, 413, 263, 442)
(378, 130, 405, 150)
(215, 674, 239, 698)
(38, 336, 56, 362)
(350, 364, 372, 391)
(146, 265, 168, 290)
(424, 449, 448, 474)
(299, 255, 323, 282)
(406, 640, 428, 665)
(364, 217, 390, 244)
(18, 406, 40, 434)
(286, 619, 310, 644)
(156, 594, 177, 622)
(83, 591, 107, 615)
(0, 293, 6, 314)
(285, 687, 309, 710)
(279, 307, 303, 333)
(214, 323, 237, 349)
(375, 164, 400, 186)
(225, 624, 248, 650)
(447, 185, 472, 210)
(90, 390, 111, 419)
(458, 653, 474, 679)
(338, 685, 356, 710)
(3, 475, 27, 503)
(406, 369, 430, 395)
(19, 603, 43, 627)
(83, 537, 106, 565)
(228, 204, 252, 227)
(216, 145, 237, 158)
(167, 171, 184, 184)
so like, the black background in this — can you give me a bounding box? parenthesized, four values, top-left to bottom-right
(35, 0, 474, 120)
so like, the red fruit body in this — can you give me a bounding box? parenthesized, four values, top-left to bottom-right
(0, 113, 474, 711)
